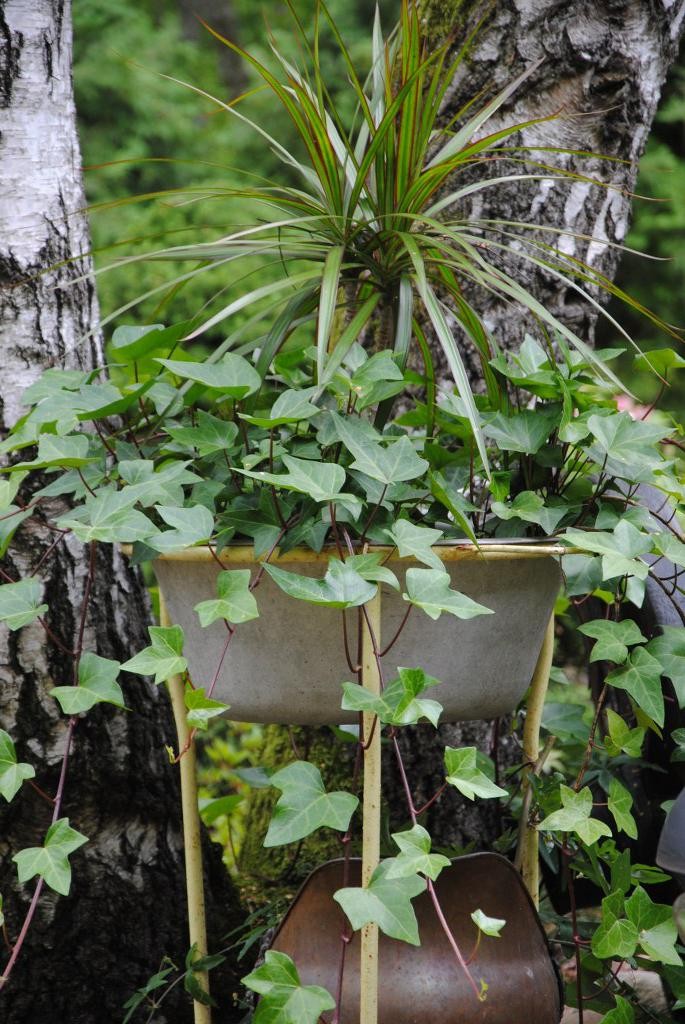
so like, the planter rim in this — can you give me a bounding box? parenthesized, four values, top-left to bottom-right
(123, 539, 569, 564)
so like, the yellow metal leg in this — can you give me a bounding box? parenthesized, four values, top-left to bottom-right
(360, 592, 382, 1024)
(160, 594, 212, 1024)
(516, 614, 555, 907)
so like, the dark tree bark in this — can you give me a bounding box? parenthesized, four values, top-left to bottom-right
(0, 4, 241, 1021)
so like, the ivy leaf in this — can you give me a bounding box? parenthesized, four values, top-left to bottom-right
(538, 785, 612, 845)
(12, 433, 96, 470)
(647, 627, 685, 707)
(0, 578, 48, 631)
(600, 995, 635, 1024)
(604, 709, 645, 758)
(634, 348, 685, 375)
(653, 532, 685, 569)
(0, 505, 32, 558)
(240, 387, 319, 427)
(264, 761, 358, 847)
(57, 490, 158, 544)
(403, 568, 493, 621)
(608, 779, 638, 839)
(122, 967, 175, 1024)
(341, 667, 443, 727)
(334, 859, 426, 945)
(626, 886, 682, 965)
(194, 570, 259, 626)
(121, 625, 187, 685)
(147, 505, 214, 554)
(626, 885, 667, 931)
(0, 729, 35, 802)
(199, 794, 243, 825)
(237, 455, 359, 514)
(51, 653, 124, 715)
(243, 951, 335, 1024)
(471, 908, 506, 937)
(157, 354, 260, 398)
(638, 918, 682, 966)
(13, 818, 88, 896)
(428, 470, 478, 543)
(118, 460, 201, 507)
(344, 553, 399, 590)
(388, 520, 444, 571)
(20, 368, 90, 405)
(386, 824, 451, 881)
(587, 412, 665, 476)
(591, 892, 638, 960)
(184, 686, 229, 730)
(334, 417, 428, 485)
(563, 521, 652, 582)
(483, 409, 558, 454)
(563, 554, 603, 597)
(578, 619, 646, 665)
(166, 411, 239, 455)
(491, 491, 567, 535)
(264, 559, 376, 609)
(444, 747, 507, 800)
(606, 648, 665, 727)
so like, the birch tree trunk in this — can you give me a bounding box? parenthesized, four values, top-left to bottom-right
(0, 3, 239, 1021)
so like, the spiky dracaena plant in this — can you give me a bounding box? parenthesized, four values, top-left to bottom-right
(92, 0, 666, 476)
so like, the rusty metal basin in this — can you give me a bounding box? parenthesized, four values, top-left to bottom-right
(270, 853, 562, 1023)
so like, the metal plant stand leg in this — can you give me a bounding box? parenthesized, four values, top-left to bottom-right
(361, 591, 382, 1024)
(516, 614, 555, 906)
(160, 593, 212, 1024)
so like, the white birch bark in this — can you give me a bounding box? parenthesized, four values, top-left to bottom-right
(0, 4, 239, 1020)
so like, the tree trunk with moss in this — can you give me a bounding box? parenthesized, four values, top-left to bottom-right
(240, 0, 684, 886)
(0, 4, 240, 1021)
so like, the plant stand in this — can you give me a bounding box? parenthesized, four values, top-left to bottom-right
(360, 592, 382, 1024)
(160, 594, 212, 1024)
(156, 561, 557, 1024)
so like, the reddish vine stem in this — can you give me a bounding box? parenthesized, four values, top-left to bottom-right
(1, 531, 99, 987)
(574, 683, 608, 793)
(0, 716, 78, 990)
(648, 569, 685, 626)
(413, 781, 448, 817)
(358, 486, 387, 545)
(340, 543, 482, 1004)
(73, 541, 98, 683)
(379, 605, 412, 657)
(341, 610, 360, 674)
(390, 731, 482, 1002)
(30, 532, 66, 577)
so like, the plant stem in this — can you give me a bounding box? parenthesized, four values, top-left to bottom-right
(0, 716, 77, 990)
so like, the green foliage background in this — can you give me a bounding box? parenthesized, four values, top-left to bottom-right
(73, 0, 685, 414)
(73, 0, 396, 340)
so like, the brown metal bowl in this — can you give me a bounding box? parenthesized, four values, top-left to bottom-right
(270, 853, 562, 1023)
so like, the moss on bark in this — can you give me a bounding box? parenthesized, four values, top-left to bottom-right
(238, 725, 360, 907)
(419, 0, 476, 48)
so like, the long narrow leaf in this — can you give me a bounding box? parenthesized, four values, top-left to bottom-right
(426, 58, 543, 169)
(316, 246, 345, 381)
(402, 235, 490, 476)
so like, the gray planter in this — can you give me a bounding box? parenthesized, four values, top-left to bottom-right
(153, 543, 562, 725)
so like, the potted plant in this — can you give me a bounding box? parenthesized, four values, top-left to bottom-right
(1, 4, 683, 1022)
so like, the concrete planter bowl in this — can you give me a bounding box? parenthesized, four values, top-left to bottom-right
(152, 541, 562, 725)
